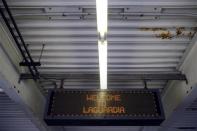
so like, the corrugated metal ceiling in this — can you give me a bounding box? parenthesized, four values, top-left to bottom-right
(0, 91, 40, 131)
(0, 1, 197, 131)
(1, 0, 197, 91)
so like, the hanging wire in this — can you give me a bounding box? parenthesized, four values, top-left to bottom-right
(38, 44, 45, 62)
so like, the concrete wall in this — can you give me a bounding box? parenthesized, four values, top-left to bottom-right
(0, 21, 56, 131)
(162, 34, 197, 118)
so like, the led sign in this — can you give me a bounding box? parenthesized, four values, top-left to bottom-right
(44, 89, 165, 126)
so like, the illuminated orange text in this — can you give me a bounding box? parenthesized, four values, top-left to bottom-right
(83, 106, 125, 114)
(82, 94, 126, 114)
(86, 94, 121, 101)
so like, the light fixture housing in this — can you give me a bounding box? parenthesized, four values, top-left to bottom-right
(96, 0, 108, 39)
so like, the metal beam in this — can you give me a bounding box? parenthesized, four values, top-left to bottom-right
(1, 0, 197, 7)
(15, 19, 197, 28)
(161, 30, 197, 130)
(0, 42, 50, 131)
(0, 7, 35, 78)
(0, 11, 62, 131)
(16, 28, 194, 37)
(25, 44, 187, 53)
(160, 84, 197, 131)
(20, 73, 187, 81)
(177, 33, 197, 69)
(0, 0, 39, 78)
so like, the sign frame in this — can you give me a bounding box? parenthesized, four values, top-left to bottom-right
(44, 89, 165, 126)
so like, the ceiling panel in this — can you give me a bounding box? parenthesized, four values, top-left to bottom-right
(0, 92, 40, 131)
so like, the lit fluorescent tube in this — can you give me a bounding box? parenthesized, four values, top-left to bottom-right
(96, 0, 108, 89)
(98, 41, 107, 89)
(96, 0, 108, 38)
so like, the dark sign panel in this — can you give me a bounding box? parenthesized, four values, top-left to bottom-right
(44, 89, 165, 126)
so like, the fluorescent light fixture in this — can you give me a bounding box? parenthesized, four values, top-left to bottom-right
(96, 0, 108, 38)
(96, 0, 108, 89)
(98, 41, 107, 89)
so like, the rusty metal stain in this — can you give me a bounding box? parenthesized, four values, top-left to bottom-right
(188, 32, 194, 38)
(155, 31, 172, 39)
(176, 27, 185, 36)
(140, 27, 197, 40)
(140, 27, 167, 31)
(188, 27, 197, 39)
(140, 27, 173, 40)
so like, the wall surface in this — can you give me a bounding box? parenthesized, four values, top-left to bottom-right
(160, 34, 197, 131)
(162, 34, 197, 117)
(0, 21, 55, 131)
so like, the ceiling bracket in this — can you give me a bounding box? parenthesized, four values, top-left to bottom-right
(60, 79, 65, 89)
(144, 80, 148, 89)
(19, 61, 41, 67)
(185, 76, 189, 85)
